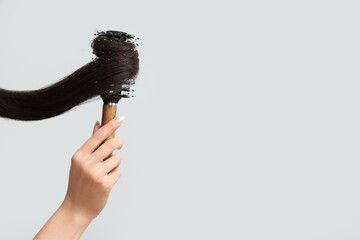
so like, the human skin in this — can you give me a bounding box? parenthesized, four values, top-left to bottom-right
(33, 116, 125, 240)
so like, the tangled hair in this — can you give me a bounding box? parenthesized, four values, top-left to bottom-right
(0, 30, 139, 121)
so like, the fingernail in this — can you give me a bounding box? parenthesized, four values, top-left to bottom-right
(116, 116, 125, 123)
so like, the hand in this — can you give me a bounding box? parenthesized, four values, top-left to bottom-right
(61, 116, 125, 221)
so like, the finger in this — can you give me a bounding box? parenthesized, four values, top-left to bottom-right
(99, 155, 121, 175)
(80, 116, 125, 154)
(92, 121, 101, 136)
(107, 169, 121, 186)
(92, 137, 124, 162)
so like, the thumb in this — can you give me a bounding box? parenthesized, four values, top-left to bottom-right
(92, 121, 101, 136)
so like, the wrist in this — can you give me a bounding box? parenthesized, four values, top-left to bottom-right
(33, 200, 94, 240)
(60, 199, 94, 228)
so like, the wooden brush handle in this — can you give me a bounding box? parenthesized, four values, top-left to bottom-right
(101, 104, 118, 158)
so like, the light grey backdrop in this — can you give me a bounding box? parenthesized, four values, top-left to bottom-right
(0, 0, 360, 239)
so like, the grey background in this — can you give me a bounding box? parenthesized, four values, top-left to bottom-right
(0, 0, 359, 239)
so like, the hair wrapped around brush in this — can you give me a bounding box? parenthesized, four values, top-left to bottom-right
(0, 31, 139, 121)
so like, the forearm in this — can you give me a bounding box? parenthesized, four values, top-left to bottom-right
(34, 118, 124, 239)
(33, 201, 93, 240)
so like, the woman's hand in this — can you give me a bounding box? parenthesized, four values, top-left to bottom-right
(34, 116, 125, 240)
(62, 116, 125, 221)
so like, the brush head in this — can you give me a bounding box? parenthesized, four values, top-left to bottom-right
(92, 30, 139, 105)
(98, 30, 138, 44)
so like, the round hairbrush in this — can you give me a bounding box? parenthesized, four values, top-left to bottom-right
(94, 30, 139, 156)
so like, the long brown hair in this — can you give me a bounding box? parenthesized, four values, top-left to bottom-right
(0, 30, 139, 121)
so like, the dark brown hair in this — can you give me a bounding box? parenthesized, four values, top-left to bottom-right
(0, 31, 139, 121)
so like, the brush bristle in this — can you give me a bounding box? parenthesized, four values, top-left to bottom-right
(92, 30, 139, 104)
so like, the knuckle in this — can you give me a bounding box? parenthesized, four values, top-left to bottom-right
(109, 156, 121, 168)
(72, 151, 82, 163)
(101, 181, 112, 192)
(93, 174, 102, 183)
(107, 138, 123, 149)
(114, 155, 122, 164)
(94, 130, 106, 141)
(114, 138, 124, 149)
(108, 138, 118, 149)
(112, 169, 121, 177)
(118, 138, 124, 148)
(92, 169, 101, 179)
(110, 120, 119, 129)
(116, 138, 123, 148)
